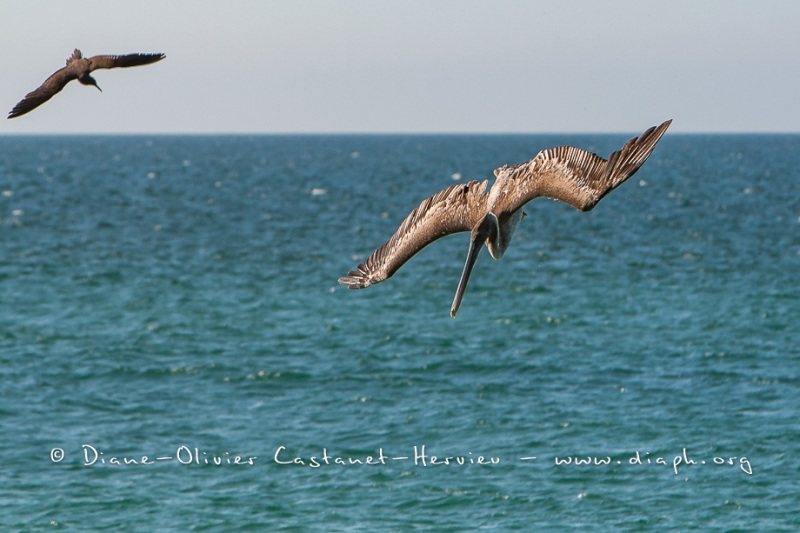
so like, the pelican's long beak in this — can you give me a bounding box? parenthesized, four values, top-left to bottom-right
(450, 216, 494, 318)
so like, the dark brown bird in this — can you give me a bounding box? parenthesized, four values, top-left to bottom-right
(339, 119, 672, 317)
(8, 49, 166, 119)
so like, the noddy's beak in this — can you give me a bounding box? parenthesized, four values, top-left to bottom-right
(95, 85, 102, 92)
(450, 219, 492, 318)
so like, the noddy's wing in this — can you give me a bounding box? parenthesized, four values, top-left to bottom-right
(492, 119, 672, 216)
(87, 53, 166, 70)
(7, 67, 76, 119)
(339, 180, 490, 289)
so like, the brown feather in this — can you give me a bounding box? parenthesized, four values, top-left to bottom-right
(88, 53, 166, 70)
(339, 180, 489, 288)
(490, 119, 672, 216)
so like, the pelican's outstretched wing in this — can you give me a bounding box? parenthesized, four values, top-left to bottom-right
(87, 53, 166, 70)
(7, 67, 76, 119)
(490, 119, 672, 216)
(339, 180, 490, 289)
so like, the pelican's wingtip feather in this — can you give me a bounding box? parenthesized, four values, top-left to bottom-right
(338, 265, 372, 289)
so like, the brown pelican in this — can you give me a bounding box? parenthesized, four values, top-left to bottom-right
(339, 119, 672, 317)
(7, 49, 166, 119)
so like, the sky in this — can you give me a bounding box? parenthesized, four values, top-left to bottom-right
(1, 0, 799, 134)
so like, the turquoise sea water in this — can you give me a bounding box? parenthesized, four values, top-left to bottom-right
(1, 133, 798, 531)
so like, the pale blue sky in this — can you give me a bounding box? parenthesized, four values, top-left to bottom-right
(2, 0, 798, 133)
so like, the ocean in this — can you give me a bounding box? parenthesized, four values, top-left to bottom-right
(1, 133, 798, 531)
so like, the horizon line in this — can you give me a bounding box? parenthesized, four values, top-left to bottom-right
(2, 129, 799, 137)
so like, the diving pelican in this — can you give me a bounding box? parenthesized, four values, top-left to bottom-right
(339, 119, 672, 317)
(8, 49, 166, 119)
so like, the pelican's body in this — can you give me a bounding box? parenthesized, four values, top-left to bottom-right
(8, 49, 165, 119)
(339, 119, 672, 316)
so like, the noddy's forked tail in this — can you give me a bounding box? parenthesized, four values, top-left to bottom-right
(339, 119, 672, 316)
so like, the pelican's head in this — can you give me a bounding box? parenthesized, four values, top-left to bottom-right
(486, 208, 525, 260)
